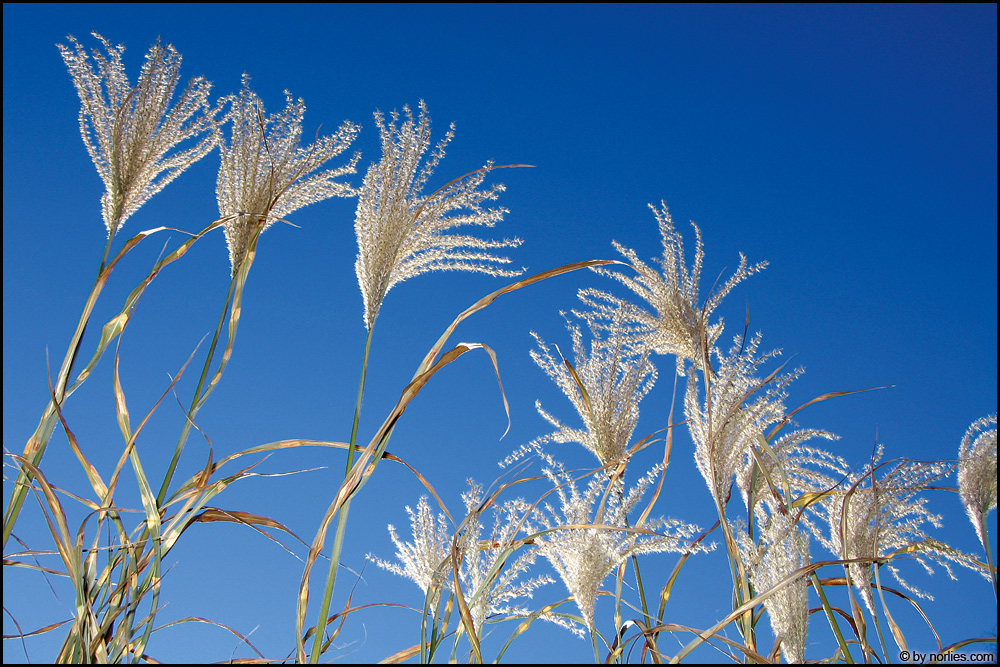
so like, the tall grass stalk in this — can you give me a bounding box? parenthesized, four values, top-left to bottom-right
(155, 272, 237, 505)
(302, 102, 593, 659)
(307, 324, 375, 663)
(810, 571, 855, 663)
(296, 261, 617, 662)
(980, 522, 997, 599)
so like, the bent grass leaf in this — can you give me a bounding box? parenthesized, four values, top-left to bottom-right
(819, 576, 944, 652)
(3, 616, 72, 640)
(766, 387, 887, 443)
(67, 217, 229, 398)
(415, 260, 622, 379)
(496, 598, 579, 662)
(669, 559, 836, 663)
(150, 616, 266, 661)
(297, 259, 620, 662)
(4, 217, 229, 552)
(190, 508, 308, 559)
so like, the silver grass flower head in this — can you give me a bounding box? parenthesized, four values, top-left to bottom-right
(516, 312, 656, 467)
(685, 333, 798, 506)
(737, 429, 846, 521)
(58, 33, 222, 237)
(813, 450, 983, 614)
(216, 76, 359, 274)
(735, 513, 810, 664)
(354, 101, 522, 331)
(369, 483, 554, 636)
(367, 496, 452, 607)
(456, 482, 554, 636)
(957, 415, 997, 548)
(527, 456, 708, 632)
(578, 202, 767, 377)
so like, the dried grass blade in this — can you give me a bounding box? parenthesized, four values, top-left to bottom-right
(4, 219, 222, 549)
(13, 457, 77, 579)
(191, 508, 294, 532)
(768, 387, 888, 441)
(941, 638, 999, 655)
(810, 573, 856, 663)
(297, 341, 490, 661)
(196, 226, 257, 412)
(415, 260, 622, 378)
(379, 644, 422, 664)
(874, 564, 908, 655)
(448, 516, 483, 663)
(655, 621, 770, 662)
(190, 508, 307, 558)
(68, 217, 228, 397)
(101, 338, 199, 516)
(150, 616, 264, 659)
(496, 598, 576, 662)
(3, 559, 69, 577)
(669, 560, 828, 663)
(49, 372, 109, 502)
(2, 616, 72, 640)
(215, 439, 350, 467)
(125, 440, 164, 657)
(380, 452, 456, 525)
(819, 576, 943, 651)
(317, 582, 363, 655)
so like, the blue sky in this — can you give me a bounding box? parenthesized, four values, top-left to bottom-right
(3, 4, 996, 663)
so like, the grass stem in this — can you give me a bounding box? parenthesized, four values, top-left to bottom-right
(156, 276, 237, 505)
(308, 324, 375, 663)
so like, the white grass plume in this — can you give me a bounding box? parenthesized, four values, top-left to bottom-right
(507, 311, 655, 468)
(526, 456, 709, 633)
(738, 429, 845, 520)
(368, 483, 552, 636)
(736, 513, 811, 664)
(812, 449, 984, 614)
(685, 333, 797, 506)
(58, 33, 223, 237)
(958, 414, 998, 548)
(354, 101, 522, 331)
(216, 76, 359, 273)
(578, 202, 767, 376)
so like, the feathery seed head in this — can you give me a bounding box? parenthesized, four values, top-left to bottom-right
(216, 76, 359, 274)
(527, 458, 708, 632)
(736, 513, 811, 664)
(367, 496, 452, 607)
(738, 430, 845, 520)
(957, 414, 998, 547)
(456, 483, 554, 635)
(369, 483, 553, 636)
(354, 101, 522, 331)
(521, 312, 656, 467)
(579, 202, 767, 376)
(685, 333, 796, 506)
(812, 452, 981, 614)
(58, 33, 222, 237)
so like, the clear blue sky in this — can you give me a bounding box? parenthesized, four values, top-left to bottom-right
(4, 4, 996, 663)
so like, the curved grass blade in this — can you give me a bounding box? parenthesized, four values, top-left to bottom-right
(298, 259, 621, 662)
(299, 341, 499, 661)
(4, 216, 228, 549)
